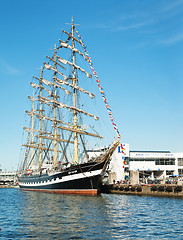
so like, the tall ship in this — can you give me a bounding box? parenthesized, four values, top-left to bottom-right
(18, 18, 120, 195)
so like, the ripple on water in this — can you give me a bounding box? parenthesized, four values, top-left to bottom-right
(0, 189, 183, 239)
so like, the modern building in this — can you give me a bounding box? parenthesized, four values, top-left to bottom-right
(108, 143, 183, 184)
(129, 151, 183, 183)
(0, 171, 17, 185)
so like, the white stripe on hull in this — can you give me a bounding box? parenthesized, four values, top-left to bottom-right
(19, 169, 102, 187)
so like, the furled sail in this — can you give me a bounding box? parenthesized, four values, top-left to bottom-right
(59, 40, 88, 61)
(39, 96, 99, 120)
(57, 57, 67, 65)
(22, 144, 63, 152)
(25, 110, 73, 127)
(46, 56, 66, 70)
(44, 62, 67, 79)
(57, 57, 92, 78)
(30, 82, 53, 96)
(33, 77, 71, 95)
(28, 96, 37, 102)
(55, 77, 95, 98)
(23, 127, 51, 135)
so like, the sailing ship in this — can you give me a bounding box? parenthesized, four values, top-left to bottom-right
(18, 18, 120, 195)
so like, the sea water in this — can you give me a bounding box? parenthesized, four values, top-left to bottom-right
(0, 188, 183, 239)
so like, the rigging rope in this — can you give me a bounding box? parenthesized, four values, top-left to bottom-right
(76, 30, 121, 139)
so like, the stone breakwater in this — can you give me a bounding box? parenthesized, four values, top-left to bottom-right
(101, 184, 183, 198)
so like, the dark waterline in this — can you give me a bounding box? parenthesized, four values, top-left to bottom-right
(0, 188, 183, 239)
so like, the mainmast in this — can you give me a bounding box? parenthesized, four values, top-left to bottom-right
(30, 98, 34, 166)
(39, 67, 43, 168)
(53, 46, 58, 167)
(71, 17, 78, 163)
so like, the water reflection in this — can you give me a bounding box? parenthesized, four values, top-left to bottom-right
(0, 189, 183, 239)
(18, 192, 115, 239)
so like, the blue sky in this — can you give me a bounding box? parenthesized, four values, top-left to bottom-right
(0, 0, 183, 170)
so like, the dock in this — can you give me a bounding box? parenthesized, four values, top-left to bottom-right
(101, 184, 183, 198)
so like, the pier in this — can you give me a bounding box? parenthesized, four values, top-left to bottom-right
(101, 184, 183, 198)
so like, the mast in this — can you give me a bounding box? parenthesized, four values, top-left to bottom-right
(71, 17, 78, 163)
(30, 98, 34, 166)
(39, 67, 43, 168)
(53, 45, 58, 167)
(22, 18, 104, 172)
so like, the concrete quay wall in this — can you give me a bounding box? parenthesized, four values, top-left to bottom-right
(101, 184, 183, 198)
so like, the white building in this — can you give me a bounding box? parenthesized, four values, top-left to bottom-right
(129, 151, 183, 182)
(108, 143, 183, 183)
(0, 171, 17, 184)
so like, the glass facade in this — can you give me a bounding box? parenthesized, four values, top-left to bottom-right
(130, 158, 175, 165)
(130, 158, 154, 161)
(178, 158, 183, 166)
(178, 169, 183, 176)
(155, 158, 175, 165)
(124, 167, 129, 173)
(166, 170, 174, 175)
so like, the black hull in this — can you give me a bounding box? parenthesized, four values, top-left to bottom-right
(18, 159, 106, 195)
(18, 140, 119, 195)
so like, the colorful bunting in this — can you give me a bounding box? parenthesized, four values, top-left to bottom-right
(76, 30, 121, 139)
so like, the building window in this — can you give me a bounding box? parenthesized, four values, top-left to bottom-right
(124, 167, 129, 173)
(155, 158, 175, 165)
(124, 157, 129, 165)
(166, 170, 174, 175)
(130, 158, 154, 161)
(178, 158, 183, 166)
(178, 169, 183, 176)
(129, 158, 175, 165)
